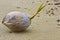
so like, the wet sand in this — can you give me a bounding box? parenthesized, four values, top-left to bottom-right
(0, 0, 60, 40)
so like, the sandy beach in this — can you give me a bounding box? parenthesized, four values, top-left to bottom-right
(0, 0, 60, 40)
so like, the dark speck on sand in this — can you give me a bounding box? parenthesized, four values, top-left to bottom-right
(57, 19, 60, 22)
(16, 7, 21, 9)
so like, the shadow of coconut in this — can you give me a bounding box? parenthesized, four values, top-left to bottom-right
(8, 29, 32, 34)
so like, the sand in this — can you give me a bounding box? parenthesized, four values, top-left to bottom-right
(0, 0, 60, 40)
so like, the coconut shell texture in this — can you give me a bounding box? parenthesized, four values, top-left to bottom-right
(2, 11, 31, 32)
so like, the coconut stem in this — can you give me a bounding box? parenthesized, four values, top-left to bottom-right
(30, 3, 46, 20)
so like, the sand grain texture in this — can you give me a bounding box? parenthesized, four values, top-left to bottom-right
(0, 0, 60, 40)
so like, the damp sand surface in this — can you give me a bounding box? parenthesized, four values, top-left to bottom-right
(0, 0, 60, 40)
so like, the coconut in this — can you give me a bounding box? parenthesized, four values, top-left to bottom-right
(2, 3, 46, 32)
(2, 11, 31, 32)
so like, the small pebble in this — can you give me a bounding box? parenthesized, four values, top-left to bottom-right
(54, 3, 60, 5)
(57, 19, 60, 22)
(51, 8, 54, 10)
(48, 3, 53, 5)
(51, 10, 55, 15)
(9, 31, 12, 33)
(16, 7, 21, 9)
(51, 12, 55, 15)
